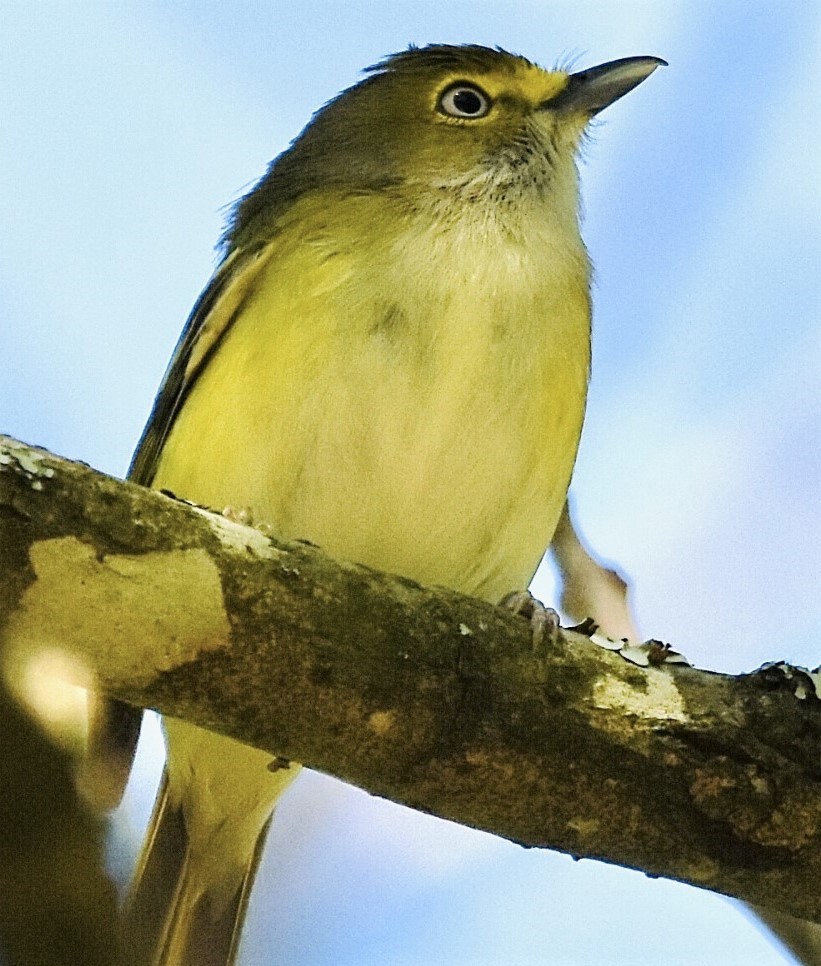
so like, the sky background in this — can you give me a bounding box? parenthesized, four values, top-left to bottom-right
(2, 2, 819, 964)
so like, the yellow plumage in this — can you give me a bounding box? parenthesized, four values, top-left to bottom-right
(155, 188, 590, 602)
(116, 44, 664, 965)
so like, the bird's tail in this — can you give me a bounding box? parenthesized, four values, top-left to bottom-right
(124, 717, 300, 966)
(124, 771, 271, 966)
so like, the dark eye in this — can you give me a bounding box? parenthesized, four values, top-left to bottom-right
(438, 83, 491, 119)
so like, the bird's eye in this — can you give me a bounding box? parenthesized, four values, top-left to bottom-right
(438, 84, 491, 119)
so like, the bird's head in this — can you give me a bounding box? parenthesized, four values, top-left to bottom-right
(231, 45, 665, 242)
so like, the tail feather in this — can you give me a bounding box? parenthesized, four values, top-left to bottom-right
(749, 906, 821, 966)
(126, 772, 186, 963)
(125, 770, 272, 966)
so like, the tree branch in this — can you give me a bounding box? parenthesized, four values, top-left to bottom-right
(1, 434, 819, 923)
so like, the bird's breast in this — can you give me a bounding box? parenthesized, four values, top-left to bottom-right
(155, 197, 591, 602)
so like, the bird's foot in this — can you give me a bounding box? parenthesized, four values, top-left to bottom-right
(499, 589, 561, 652)
(222, 505, 255, 526)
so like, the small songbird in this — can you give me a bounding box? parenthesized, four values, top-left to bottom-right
(112, 44, 664, 964)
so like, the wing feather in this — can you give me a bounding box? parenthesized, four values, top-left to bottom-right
(128, 243, 277, 486)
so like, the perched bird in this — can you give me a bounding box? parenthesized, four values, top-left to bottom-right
(111, 44, 665, 965)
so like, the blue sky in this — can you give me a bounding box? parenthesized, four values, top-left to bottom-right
(2, 2, 819, 964)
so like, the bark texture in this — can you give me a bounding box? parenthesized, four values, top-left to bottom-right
(1, 435, 819, 923)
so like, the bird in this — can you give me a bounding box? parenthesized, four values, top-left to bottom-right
(97, 44, 665, 965)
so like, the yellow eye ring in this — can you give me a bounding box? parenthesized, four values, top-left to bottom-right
(438, 83, 491, 119)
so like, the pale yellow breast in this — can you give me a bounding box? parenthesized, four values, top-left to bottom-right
(154, 191, 591, 604)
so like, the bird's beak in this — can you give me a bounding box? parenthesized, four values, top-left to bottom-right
(545, 56, 667, 116)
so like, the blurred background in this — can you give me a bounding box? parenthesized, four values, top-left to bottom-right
(2, 1, 819, 963)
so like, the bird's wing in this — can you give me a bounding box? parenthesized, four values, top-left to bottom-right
(79, 243, 278, 811)
(128, 242, 277, 486)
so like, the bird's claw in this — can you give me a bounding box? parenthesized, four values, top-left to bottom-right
(222, 505, 255, 526)
(500, 589, 561, 652)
